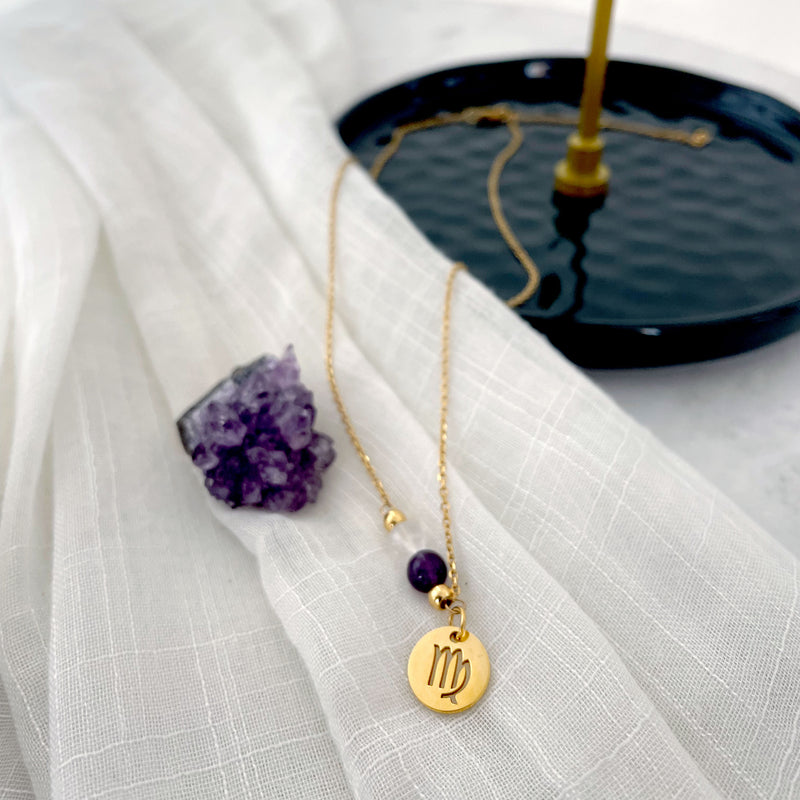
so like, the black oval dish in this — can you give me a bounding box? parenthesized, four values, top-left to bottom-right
(338, 58, 800, 368)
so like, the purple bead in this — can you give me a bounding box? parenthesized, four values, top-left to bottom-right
(177, 346, 335, 511)
(407, 550, 448, 593)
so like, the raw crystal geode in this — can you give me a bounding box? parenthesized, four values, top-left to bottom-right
(177, 347, 335, 511)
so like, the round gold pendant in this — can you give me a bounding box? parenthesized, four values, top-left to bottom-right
(407, 625, 490, 713)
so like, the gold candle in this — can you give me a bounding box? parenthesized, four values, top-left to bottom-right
(554, 0, 614, 197)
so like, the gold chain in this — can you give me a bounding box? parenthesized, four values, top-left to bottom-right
(327, 105, 712, 599)
(486, 114, 538, 307)
(438, 262, 465, 597)
(326, 156, 397, 516)
(327, 157, 466, 598)
(370, 104, 711, 309)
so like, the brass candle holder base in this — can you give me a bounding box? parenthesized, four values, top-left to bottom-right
(554, 133, 610, 198)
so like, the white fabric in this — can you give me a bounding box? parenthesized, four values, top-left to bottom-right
(0, 2, 798, 799)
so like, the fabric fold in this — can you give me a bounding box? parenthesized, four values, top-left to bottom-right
(0, 89, 101, 799)
(49, 249, 353, 798)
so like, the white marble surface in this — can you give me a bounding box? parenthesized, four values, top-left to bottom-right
(337, 0, 800, 555)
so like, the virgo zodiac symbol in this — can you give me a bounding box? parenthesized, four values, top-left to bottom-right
(427, 644, 471, 704)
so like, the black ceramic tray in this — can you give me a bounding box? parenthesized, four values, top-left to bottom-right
(339, 58, 800, 368)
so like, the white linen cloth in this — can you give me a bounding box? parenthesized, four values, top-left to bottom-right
(0, 1, 798, 798)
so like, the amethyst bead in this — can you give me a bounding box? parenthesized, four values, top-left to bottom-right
(407, 550, 448, 593)
(177, 346, 335, 512)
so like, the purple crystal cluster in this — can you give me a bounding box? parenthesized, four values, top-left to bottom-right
(177, 347, 335, 511)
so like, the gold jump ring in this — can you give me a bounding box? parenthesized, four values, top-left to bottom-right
(448, 602, 468, 641)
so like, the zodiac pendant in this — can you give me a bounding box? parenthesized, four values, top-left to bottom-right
(407, 619, 490, 713)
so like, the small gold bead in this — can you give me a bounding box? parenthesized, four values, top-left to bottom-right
(428, 584, 455, 610)
(383, 508, 406, 532)
(689, 128, 712, 148)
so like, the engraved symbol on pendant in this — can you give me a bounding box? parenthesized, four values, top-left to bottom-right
(408, 625, 490, 713)
(428, 644, 471, 704)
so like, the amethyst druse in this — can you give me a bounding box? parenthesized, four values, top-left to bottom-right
(241, 479, 263, 506)
(205, 474, 231, 503)
(203, 401, 247, 447)
(205, 451, 251, 507)
(308, 433, 335, 470)
(263, 487, 304, 513)
(252, 450, 291, 486)
(304, 474, 323, 504)
(177, 347, 335, 511)
(271, 385, 315, 451)
(191, 443, 219, 471)
(237, 358, 278, 412)
(271, 347, 301, 389)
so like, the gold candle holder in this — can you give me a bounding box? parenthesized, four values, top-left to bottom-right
(554, 0, 614, 198)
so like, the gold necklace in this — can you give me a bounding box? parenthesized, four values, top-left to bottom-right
(327, 158, 490, 713)
(326, 107, 710, 713)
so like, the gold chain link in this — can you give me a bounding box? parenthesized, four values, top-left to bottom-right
(438, 261, 465, 597)
(326, 156, 397, 516)
(486, 114, 539, 307)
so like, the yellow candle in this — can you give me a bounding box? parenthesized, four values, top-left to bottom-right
(554, 0, 614, 198)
